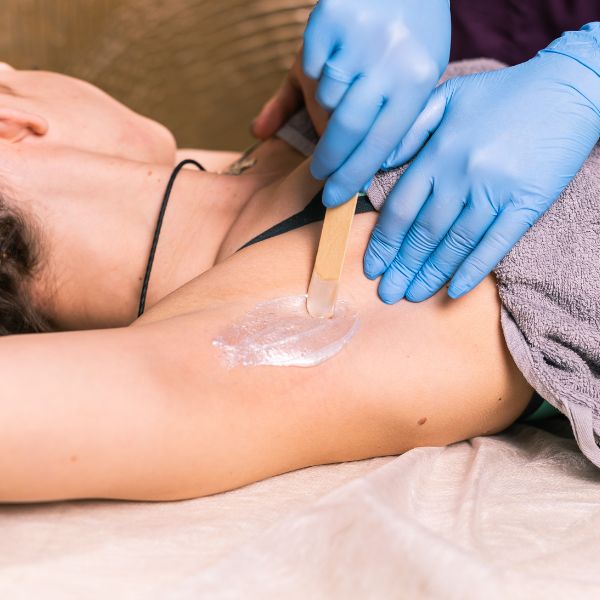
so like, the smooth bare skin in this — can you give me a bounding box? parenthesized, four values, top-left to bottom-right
(0, 206, 532, 502)
(16, 137, 309, 330)
(0, 63, 177, 164)
(0, 68, 533, 503)
(0, 145, 532, 502)
(0, 63, 246, 172)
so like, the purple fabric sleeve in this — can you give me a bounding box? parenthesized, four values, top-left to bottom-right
(450, 0, 599, 65)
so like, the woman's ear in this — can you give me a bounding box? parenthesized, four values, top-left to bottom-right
(0, 107, 48, 143)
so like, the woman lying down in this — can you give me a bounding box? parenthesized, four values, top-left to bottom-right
(0, 58, 597, 503)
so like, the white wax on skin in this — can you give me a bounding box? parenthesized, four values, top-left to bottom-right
(212, 295, 359, 368)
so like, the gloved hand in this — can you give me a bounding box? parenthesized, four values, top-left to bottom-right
(253, 0, 451, 207)
(364, 23, 600, 303)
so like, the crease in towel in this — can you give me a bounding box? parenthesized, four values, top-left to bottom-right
(276, 57, 600, 467)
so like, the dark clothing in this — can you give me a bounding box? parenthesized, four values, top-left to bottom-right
(238, 192, 375, 251)
(450, 0, 598, 65)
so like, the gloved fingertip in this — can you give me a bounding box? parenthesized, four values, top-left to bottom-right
(322, 184, 347, 208)
(310, 159, 328, 182)
(363, 251, 384, 280)
(361, 177, 374, 194)
(378, 272, 408, 305)
(404, 283, 432, 303)
(377, 285, 405, 305)
(382, 148, 402, 171)
(447, 282, 469, 299)
(382, 157, 403, 171)
(302, 52, 324, 81)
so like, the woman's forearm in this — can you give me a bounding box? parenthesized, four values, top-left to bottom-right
(0, 327, 173, 502)
(0, 319, 319, 504)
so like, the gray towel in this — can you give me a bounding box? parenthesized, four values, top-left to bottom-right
(276, 58, 600, 467)
(496, 144, 600, 466)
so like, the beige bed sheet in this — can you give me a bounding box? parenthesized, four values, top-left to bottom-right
(0, 455, 391, 599)
(2, 422, 600, 599)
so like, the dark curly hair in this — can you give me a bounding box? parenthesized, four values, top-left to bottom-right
(0, 199, 51, 335)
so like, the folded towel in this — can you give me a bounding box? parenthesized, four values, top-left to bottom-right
(276, 58, 600, 466)
(496, 143, 600, 466)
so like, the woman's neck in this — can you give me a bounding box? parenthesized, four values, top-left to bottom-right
(140, 139, 312, 317)
(12, 138, 309, 331)
(15, 147, 266, 330)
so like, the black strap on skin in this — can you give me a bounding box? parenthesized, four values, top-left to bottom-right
(139, 162, 372, 315)
(238, 192, 375, 252)
(138, 159, 206, 317)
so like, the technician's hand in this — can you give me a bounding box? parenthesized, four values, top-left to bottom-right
(254, 0, 451, 206)
(365, 23, 600, 303)
(253, 49, 330, 138)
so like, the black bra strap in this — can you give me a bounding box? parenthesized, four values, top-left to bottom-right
(238, 192, 375, 252)
(139, 166, 374, 316)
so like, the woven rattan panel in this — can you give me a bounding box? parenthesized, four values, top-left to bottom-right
(0, 0, 314, 149)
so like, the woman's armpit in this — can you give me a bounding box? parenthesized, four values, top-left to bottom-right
(133, 213, 532, 494)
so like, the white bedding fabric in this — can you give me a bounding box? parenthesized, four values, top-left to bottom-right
(2, 420, 600, 599)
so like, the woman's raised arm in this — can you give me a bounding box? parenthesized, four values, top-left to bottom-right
(0, 212, 533, 503)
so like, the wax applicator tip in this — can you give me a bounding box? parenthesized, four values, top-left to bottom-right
(306, 272, 337, 319)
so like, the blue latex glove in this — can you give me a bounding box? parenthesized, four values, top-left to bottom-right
(304, 0, 451, 207)
(364, 23, 600, 304)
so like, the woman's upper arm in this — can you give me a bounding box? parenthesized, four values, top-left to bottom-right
(0, 316, 336, 503)
(0, 212, 532, 503)
(134, 213, 532, 493)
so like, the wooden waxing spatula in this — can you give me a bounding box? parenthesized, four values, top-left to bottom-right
(306, 193, 359, 318)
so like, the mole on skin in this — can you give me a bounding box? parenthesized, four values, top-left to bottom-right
(212, 295, 359, 368)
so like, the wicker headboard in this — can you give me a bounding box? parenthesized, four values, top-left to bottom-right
(0, 0, 314, 149)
